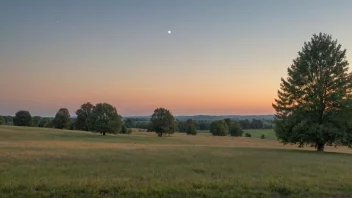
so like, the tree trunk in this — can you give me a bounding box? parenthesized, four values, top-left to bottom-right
(103, 132, 106, 136)
(317, 143, 325, 152)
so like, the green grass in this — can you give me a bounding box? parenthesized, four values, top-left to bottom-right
(1, 126, 352, 197)
(243, 129, 277, 140)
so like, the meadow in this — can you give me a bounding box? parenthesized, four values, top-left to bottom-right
(1, 126, 352, 197)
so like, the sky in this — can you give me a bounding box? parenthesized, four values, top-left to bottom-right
(1, 0, 352, 116)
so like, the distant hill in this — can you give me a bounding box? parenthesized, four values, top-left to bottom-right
(124, 115, 275, 121)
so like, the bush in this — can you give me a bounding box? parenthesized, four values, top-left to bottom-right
(261, 134, 266, 139)
(120, 125, 132, 134)
(245, 132, 252, 137)
(210, 120, 229, 136)
(0, 116, 4, 125)
(229, 122, 243, 137)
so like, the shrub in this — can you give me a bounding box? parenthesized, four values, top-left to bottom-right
(261, 134, 266, 139)
(229, 122, 243, 137)
(210, 120, 229, 136)
(0, 116, 4, 125)
(245, 132, 252, 137)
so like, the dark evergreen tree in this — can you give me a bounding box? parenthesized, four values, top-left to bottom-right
(273, 33, 352, 152)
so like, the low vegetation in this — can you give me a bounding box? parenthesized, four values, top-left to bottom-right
(1, 126, 352, 198)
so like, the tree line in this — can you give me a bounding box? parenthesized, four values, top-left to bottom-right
(123, 117, 273, 131)
(0, 105, 246, 137)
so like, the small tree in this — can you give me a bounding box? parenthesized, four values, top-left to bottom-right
(13, 110, 32, 126)
(120, 124, 131, 134)
(186, 119, 197, 135)
(87, 103, 123, 135)
(229, 121, 243, 137)
(273, 33, 352, 152)
(261, 134, 266, 139)
(150, 108, 176, 137)
(32, 116, 42, 127)
(53, 108, 71, 129)
(0, 116, 4, 125)
(210, 120, 229, 136)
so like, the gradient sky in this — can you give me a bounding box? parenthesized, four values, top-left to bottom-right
(1, 0, 352, 116)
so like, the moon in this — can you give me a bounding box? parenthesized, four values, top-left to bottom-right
(168, 30, 171, 34)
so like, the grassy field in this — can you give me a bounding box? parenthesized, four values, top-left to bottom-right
(243, 129, 277, 140)
(1, 126, 352, 197)
(196, 128, 277, 140)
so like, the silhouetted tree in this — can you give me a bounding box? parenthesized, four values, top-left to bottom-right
(53, 108, 71, 129)
(150, 108, 176, 137)
(87, 103, 123, 135)
(75, 102, 94, 131)
(13, 110, 32, 126)
(273, 33, 352, 152)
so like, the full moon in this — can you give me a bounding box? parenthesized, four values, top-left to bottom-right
(168, 30, 171, 34)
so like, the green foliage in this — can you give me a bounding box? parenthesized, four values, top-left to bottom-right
(186, 119, 197, 135)
(150, 108, 176, 137)
(273, 33, 352, 152)
(147, 121, 154, 132)
(75, 102, 94, 131)
(210, 120, 229, 136)
(87, 103, 123, 135)
(53, 108, 71, 129)
(32, 116, 42, 127)
(229, 121, 243, 137)
(13, 110, 32, 126)
(261, 134, 266, 139)
(224, 118, 232, 128)
(4, 116, 13, 125)
(245, 132, 252, 137)
(120, 124, 131, 134)
(44, 119, 53, 128)
(0, 116, 4, 125)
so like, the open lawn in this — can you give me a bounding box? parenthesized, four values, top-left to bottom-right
(1, 126, 352, 197)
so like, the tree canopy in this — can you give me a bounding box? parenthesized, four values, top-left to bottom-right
(53, 108, 71, 129)
(75, 102, 94, 131)
(273, 33, 352, 152)
(0, 116, 4, 125)
(150, 108, 176, 137)
(13, 110, 32, 126)
(87, 103, 123, 135)
(186, 119, 197, 135)
(210, 120, 229, 136)
(229, 121, 243, 137)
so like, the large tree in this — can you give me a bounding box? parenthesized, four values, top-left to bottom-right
(150, 108, 176, 137)
(87, 103, 123, 135)
(273, 33, 352, 152)
(75, 102, 95, 131)
(53, 108, 71, 129)
(13, 110, 32, 126)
